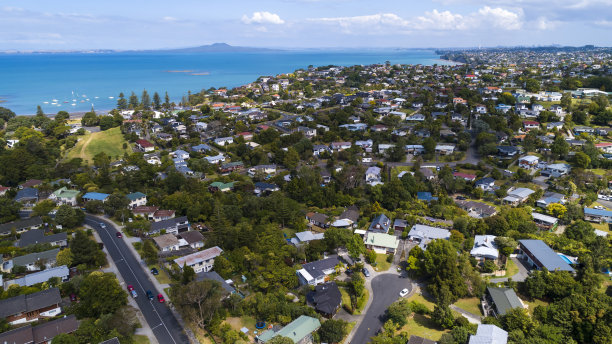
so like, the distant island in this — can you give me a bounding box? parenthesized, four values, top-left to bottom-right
(0, 43, 283, 54)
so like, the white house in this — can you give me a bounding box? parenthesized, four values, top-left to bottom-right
(205, 154, 226, 164)
(365, 166, 383, 186)
(407, 224, 450, 250)
(297, 257, 341, 286)
(126, 192, 147, 209)
(49, 187, 79, 206)
(153, 234, 180, 252)
(435, 144, 455, 155)
(364, 232, 400, 254)
(470, 235, 499, 262)
(518, 155, 539, 169)
(214, 137, 234, 146)
(174, 246, 223, 273)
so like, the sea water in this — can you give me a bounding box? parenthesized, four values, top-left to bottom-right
(0, 49, 452, 115)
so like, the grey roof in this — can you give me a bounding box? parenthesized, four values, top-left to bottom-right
(301, 256, 340, 280)
(196, 271, 235, 294)
(12, 248, 60, 267)
(519, 239, 575, 272)
(0, 216, 43, 235)
(32, 314, 78, 343)
(307, 212, 328, 224)
(339, 206, 359, 222)
(307, 282, 342, 315)
(469, 324, 508, 344)
(150, 216, 189, 233)
(15, 187, 38, 201)
(4, 265, 70, 288)
(295, 231, 324, 243)
(178, 231, 204, 244)
(0, 287, 61, 318)
(407, 336, 436, 344)
(487, 287, 523, 316)
(17, 229, 67, 247)
(368, 214, 390, 233)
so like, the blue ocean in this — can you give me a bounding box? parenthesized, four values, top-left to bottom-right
(0, 50, 451, 115)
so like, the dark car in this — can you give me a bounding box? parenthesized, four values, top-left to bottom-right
(362, 268, 371, 277)
(150, 268, 159, 275)
(157, 294, 165, 303)
(146, 290, 154, 300)
(456, 196, 466, 200)
(69, 293, 77, 302)
(115, 232, 123, 238)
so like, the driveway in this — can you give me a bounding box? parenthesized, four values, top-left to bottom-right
(350, 273, 414, 344)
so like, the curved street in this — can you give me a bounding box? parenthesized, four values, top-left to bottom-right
(350, 272, 414, 344)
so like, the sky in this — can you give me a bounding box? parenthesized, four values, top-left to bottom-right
(1, 0, 612, 50)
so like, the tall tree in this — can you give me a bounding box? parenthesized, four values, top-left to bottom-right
(153, 92, 161, 110)
(141, 89, 151, 109)
(170, 280, 223, 329)
(36, 105, 44, 117)
(117, 92, 127, 110)
(77, 271, 127, 318)
(128, 92, 139, 109)
(164, 92, 170, 109)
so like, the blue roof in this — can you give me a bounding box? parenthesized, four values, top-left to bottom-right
(584, 207, 612, 218)
(82, 192, 109, 201)
(417, 192, 438, 202)
(368, 214, 390, 233)
(519, 239, 574, 272)
(475, 177, 495, 185)
(15, 188, 38, 201)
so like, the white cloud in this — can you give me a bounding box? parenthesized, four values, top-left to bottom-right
(162, 16, 178, 22)
(477, 6, 523, 29)
(241, 11, 285, 25)
(414, 9, 467, 30)
(594, 19, 612, 27)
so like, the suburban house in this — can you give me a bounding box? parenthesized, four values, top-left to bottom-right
(296, 126, 317, 138)
(405, 144, 425, 155)
(453, 172, 477, 181)
(475, 177, 495, 191)
(254, 182, 280, 196)
(247, 164, 277, 177)
(497, 146, 520, 158)
(3, 248, 59, 272)
(482, 287, 524, 318)
(517, 239, 575, 272)
(456, 200, 497, 218)
(17, 229, 67, 248)
(584, 207, 612, 223)
(393, 219, 408, 232)
(0, 314, 78, 344)
(407, 224, 450, 250)
(532, 212, 559, 231)
(205, 154, 226, 164)
(3, 266, 69, 289)
(0, 288, 62, 325)
(536, 192, 566, 208)
(291, 231, 325, 246)
(196, 271, 235, 296)
(305, 212, 329, 229)
(256, 315, 321, 344)
(541, 163, 570, 177)
(523, 120, 540, 130)
(417, 192, 438, 202)
(365, 166, 383, 186)
(171, 149, 190, 160)
(148, 216, 189, 235)
(435, 144, 455, 155)
(81, 192, 110, 203)
(330, 206, 359, 228)
(151, 210, 175, 223)
(14, 188, 39, 205)
(502, 187, 535, 206)
(126, 192, 147, 209)
(208, 181, 235, 193)
(313, 145, 332, 157)
(468, 324, 508, 344)
(48, 187, 79, 206)
(364, 232, 400, 254)
(518, 155, 539, 169)
(368, 214, 391, 234)
(177, 231, 205, 249)
(219, 161, 244, 174)
(135, 139, 155, 152)
(214, 137, 234, 146)
(297, 256, 341, 286)
(595, 142, 612, 153)
(307, 282, 342, 318)
(153, 234, 180, 252)
(174, 246, 223, 273)
(0, 217, 43, 236)
(470, 235, 499, 262)
(330, 142, 352, 151)
(191, 144, 212, 153)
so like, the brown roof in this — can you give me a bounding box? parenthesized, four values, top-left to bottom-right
(154, 210, 175, 218)
(20, 179, 43, 188)
(306, 212, 329, 224)
(179, 231, 204, 244)
(133, 206, 159, 214)
(153, 234, 179, 248)
(33, 315, 78, 343)
(0, 325, 33, 344)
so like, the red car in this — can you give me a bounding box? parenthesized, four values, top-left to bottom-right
(116, 232, 123, 238)
(127, 285, 134, 292)
(157, 294, 165, 303)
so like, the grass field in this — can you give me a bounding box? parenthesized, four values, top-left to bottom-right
(588, 169, 610, 176)
(373, 254, 391, 272)
(65, 127, 131, 163)
(406, 293, 436, 311)
(524, 298, 549, 314)
(224, 316, 257, 337)
(132, 335, 150, 344)
(591, 221, 611, 234)
(148, 264, 172, 284)
(453, 297, 483, 316)
(397, 313, 449, 341)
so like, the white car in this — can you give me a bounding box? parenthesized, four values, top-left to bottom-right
(399, 288, 409, 297)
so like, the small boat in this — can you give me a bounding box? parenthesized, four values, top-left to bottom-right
(71, 103, 76, 106)
(72, 99, 76, 102)
(43, 101, 49, 104)
(94, 96, 99, 99)
(82, 95, 87, 97)
(52, 99, 58, 102)
(80, 100, 85, 103)
(108, 96, 114, 99)
(86, 99, 90, 101)
(63, 101, 69, 103)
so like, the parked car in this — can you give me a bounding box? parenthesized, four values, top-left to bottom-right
(399, 288, 409, 297)
(127, 285, 134, 291)
(146, 290, 154, 300)
(362, 268, 371, 277)
(131, 290, 138, 298)
(100, 223, 106, 229)
(150, 268, 159, 275)
(115, 232, 123, 238)
(69, 293, 78, 302)
(157, 294, 165, 303)
(456, 195, 466, 200)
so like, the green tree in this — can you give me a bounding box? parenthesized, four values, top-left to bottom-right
(129, 92, 139, 109)
(0, 197, 21, 223)
(283, 147, 300, 170)
(574, 152, 591, 168)
(171, 280, 223, 329)
(99, 116, 115, 131)
(55, 205, 84, 228)
(32, 199, 55, 217)
(386, 299, 412, 327)
(153, 92, 161, 110)
(77, 271, 127, 318)
(141, 89, 151, 109)
(117, 92, 127, 110)
(70, 230, 105, 267)
(267, 337, 294, 344)
(551, 136, 569, 158)
(318, 319, 348, 343)
(181, 264, 195, 285)
(36, 105, 44, 117)
(81, 111, 99, 127)
(56, 248, 72, 266)
(142, 239, 158, 265)
(525, 78, 540, 93)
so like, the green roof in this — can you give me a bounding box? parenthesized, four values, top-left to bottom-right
(365, 232, 400, 249)
(52, 187, 79, 199)
(487, 287, 523, 316)
(126, 192, 146, 200)
(209, 181, 235, 190)
(258, 316, 320, 343)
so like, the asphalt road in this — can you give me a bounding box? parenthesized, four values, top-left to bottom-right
(352, 273, 413, 344)
(85, 215, 189, 344)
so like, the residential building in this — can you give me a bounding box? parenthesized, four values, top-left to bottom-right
(4, 248, 59, 272)
(435, 144, 455, 155)
(502, 187, 535, 206)
(208, 181, 235, 192)
(306, 212, 329, 228)
(365, 166, 383, 186)
(405, 144, 425, 155)
(177, 231, 205, 249)
(417, 192, 438, 202)
(453, 172, 477, 181)
(297, 256, 341, 286)
(470, 235, 499, 262)
(518, 155, 539, 169)
(0, 288, 62, 325)
(393, 219, 408, 232)
(536, 192, 566, 208)
(15, 188, 39, 205)
(195, 271, 235, 295)
(291, 231, 325, 246)
(256, 315, 321, 344)
(135, 139, 154, 152)
(153, 209, 175, 222)
(475, 177, 495, 191)
(468, 324, 508, 344)
(541, 163, 570, 177)
(307, 282, 342, 318)
(517, 239, 575, 272)
(330, 142, 352, 151)
(17, 229, 67, 248)
(174, 246, 223, 273)
(220, 161, 244, 174)
(81, 192, 110, 203)
(153, 233, 180, 252)
(368, 214, 391, 234)
(407, 224, 450, 250)
(133, 206, 159, 220)
(48, 187, 79, 206)
(204, 154, 226, 164)
(3, 266, 69, 289)
(330, 206, 359, 229)
(364, 232, 400, 254)
(126, 192, 147, 209)
(254, 182, 280, 196)
(0, 217, 43, 236)
(214, 137, 234, 146)
(532, 212, 558, 230)
(482, 287, 524, 318)
(0, 314, 78, 344)
(148, 216, 189, 235)
(584, 207, 612, 223)
(497, 145, 520, 158)
(456, 200, 497, 218)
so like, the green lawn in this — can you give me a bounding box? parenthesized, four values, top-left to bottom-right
(391, 166, 412, 178)
(588, 169, 609, 176)
(65, 127, 131, 163)
(148, 265, 172, 284)
(133, 335, 150, 344)
(453, 297, 483, 316)
(524, 298, 549, 314)
(373, 254, 391, 272)
(406, 293, 436, 312)
(591, 221, 611, 234)
(396, 313, 449, 341)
